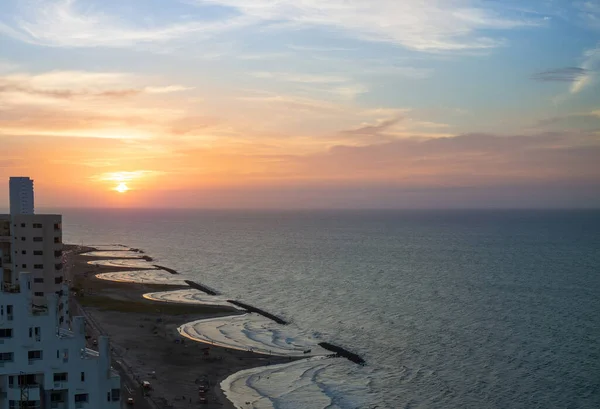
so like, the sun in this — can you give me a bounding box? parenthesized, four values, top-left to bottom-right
(115, 182, 129, 193)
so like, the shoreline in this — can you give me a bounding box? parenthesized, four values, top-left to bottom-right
(65, 244, 301, 409)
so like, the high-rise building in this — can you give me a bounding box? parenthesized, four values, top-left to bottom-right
(9, 177, 34, 215)
(0, 178, 121, 408)
(0, 179, 67, 326)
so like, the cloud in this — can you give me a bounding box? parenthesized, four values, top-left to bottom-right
(0, 71, 191, 102)
(570, 45, 600, 94)
(531, 67, 589, 82)
(0, 0, 544, 53)
(144, 86, 195, 94)
(576, 1, 600, 30)
(193, 0, 543, 52)
(0, 0, 254, 49)
(250, 72, 349, 84)
(92, 170, 165, 182)
(341, 117, 404, 138)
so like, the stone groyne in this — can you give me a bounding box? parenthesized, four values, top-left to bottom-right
(319, 342, 365, 365)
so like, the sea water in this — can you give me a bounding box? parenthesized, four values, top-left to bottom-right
(58, 209, 600, 409)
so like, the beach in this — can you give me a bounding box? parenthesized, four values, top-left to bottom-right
(64, 245, 301, 409)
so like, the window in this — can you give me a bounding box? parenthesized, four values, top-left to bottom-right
(55, 276, 64, 284)
(0, 328, 13, 338)
(21, 250, 26, 255)
(53, 372, 68, 382)
(33, 237, 43, 242)
(34, 327, 40, 341)
(80, 372, 85, 382)
(33, 223, 42, 228)
(22, 264, 26, 268)
(8, 376, 14, 386)
(34, 292, 44, 297)
(54, 237, 61, 244)
(34, 250, 43, 256)
(34, 278, 44, 283)
(7, 305, 13, 320)
(20, 223, 25, 227)
(51, 392, 64, 402)
(0, 352, 14, 362)
(21, 237, 26, 241)
(74, 393, 88, 403)
(54, 250, 62, 257)
(28, 350, 42, 360)
(54, 223, 61, 230)
(55, 263, 63, 270)
(33, 264, 43, 269)
(111, 389, 121, 402)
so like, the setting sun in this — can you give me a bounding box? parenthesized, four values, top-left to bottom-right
(115, 183, 129, 193)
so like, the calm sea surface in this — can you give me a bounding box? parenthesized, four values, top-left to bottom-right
(57, 209, 599, 408)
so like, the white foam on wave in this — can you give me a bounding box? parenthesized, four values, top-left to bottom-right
(221, 357, 371, 409)
(82, 250, 144, 258)
(96, 270, 188, 285)
(178, 313, 330, 357)
(143, 289, 240, 308)
(88, 245, 131, 251)
(87, 259, 155, 269)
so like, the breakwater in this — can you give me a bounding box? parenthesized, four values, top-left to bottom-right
(184, 280, 219, 296)
(226, 300, 288, 325)
(318, 342, 365, 365)
(155, 265, 178, 274)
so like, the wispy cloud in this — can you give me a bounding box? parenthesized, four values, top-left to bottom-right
(0, 0, 254, 49)
(570, 45, 600, 94)
(531, 67, 589, 82)
(250, 72, 349, 84)
(0, 71, 191, 101)
(92, 170, 165, 182)
(193, 0, 543, 52)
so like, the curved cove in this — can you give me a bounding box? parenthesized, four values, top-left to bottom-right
(178, 313, 330, 357)
(87, 259, 156, 269)
(95, 270, 188, 285)
(221, 357, 372, 409)
(143, 289, 240, 308)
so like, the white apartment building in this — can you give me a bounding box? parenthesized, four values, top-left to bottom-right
(0, 178, 68, 326)
(0, 272, 121, 409)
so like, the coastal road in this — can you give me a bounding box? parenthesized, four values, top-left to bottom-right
(113, 359, 153, 409)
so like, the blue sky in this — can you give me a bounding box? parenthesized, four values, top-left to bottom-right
(0, 0, 599, 208)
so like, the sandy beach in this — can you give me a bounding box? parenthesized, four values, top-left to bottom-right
(64, 245, 299, 409)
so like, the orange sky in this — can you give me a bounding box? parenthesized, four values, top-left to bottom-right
(1, 2, 599, 208)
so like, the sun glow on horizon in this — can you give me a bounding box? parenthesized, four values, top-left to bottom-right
(115, 182, 129, 193)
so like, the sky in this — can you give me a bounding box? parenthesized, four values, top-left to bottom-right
(0, 0, 599, 209)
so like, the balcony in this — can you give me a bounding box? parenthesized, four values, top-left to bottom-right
(53, 380, 69, 390)
(8, 383, 41, 401)
(1, 256, 11, 268)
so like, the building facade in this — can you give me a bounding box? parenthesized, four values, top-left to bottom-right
(9, 178, 34, 216)
(0, 179, 67, 326)
(0, 177, 121, 408)
(0, 272, 121, 409)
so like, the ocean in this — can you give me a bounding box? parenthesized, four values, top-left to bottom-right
(57, 209, 599, 409)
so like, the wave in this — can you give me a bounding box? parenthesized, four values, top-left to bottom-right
(95, 270, 188, 285)
(87, 259, 156, 269)
(82, 250, 144, 258)
(221, 357, 372, 409)
(87, 244, 131, 251)
(143, 289, 241, 308)
(178, 313, 330, 357)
